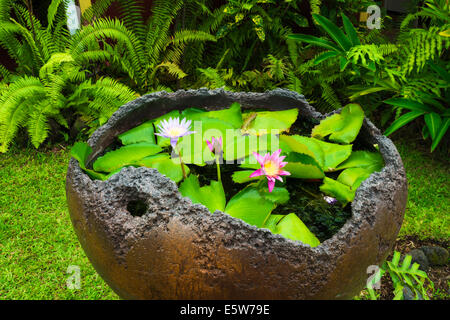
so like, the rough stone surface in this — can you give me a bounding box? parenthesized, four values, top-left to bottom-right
(420, 246, 449, 266)
(404, 249, 430, 272)
(66, 88, 408, 300)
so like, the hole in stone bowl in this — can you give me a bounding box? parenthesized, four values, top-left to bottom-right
(127, 200, 148, 217)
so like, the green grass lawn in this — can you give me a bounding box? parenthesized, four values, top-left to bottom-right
(0, 138, 448, 300)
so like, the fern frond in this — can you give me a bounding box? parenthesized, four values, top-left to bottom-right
(71, 17, 146, 85)
(0, 76, 46, 152)
(117, 0, 146, 41)
(145, 0, 184, 66)
(197, 67, 227, 89)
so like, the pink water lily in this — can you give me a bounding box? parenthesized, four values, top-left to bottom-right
(155, 117, 195, 149)
(250, 149, 291, 192)
(206, 136, 223, 153)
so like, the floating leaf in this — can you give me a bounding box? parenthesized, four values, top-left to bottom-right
(313, 138, 352, 171)
(232, 170, 261, 184)
(271, 213, 320, 247)
(312, 104, 364, 144)
(283, 152, 324, 179)
(134, 153, 190, 183)
(258, 186, 290, 205)
(224, 186, 275, 227)
(187, 102, 243, 128)
(279, 135, 317, 159)
(118, 121, 156, 145)
(241, 108, 299, 135)
(223, 133, 279, 161)
(263, 214, 284, 232)
(337, 167, 371, 190)
(179, 175, 226, 214)
(93, 143, 162, 173)
(320, 177, 355, 204)
(71, 142, 108, 180)
(336, 150, 384, 173)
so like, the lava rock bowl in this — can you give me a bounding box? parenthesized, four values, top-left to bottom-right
(66, 88, 407, 299)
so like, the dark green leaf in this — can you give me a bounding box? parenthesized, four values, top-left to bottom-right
(384, 98, 434, 113)
(341, 13, 360, 46)
(314, 51, 341, 65)
(424, 112, 442, 141)
(431, 118, 449, 152)
(288, 34, 343, 52)
(312, 14, 352, 51)
(384, 111, 425, 136)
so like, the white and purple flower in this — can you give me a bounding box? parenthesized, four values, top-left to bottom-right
(155, 117, 195, 149)
(250, 149, 291, 192)
(323, 196, 338, 205)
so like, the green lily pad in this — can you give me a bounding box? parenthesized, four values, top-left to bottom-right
(224, 186, 276, 228)
(231, 170, 261, 184)
(312, 138, 352, 171)
(93, 142, 162, 173)
(179, 175, 226, 214)
(242, 108, 299, 135)
(335, 150, 384, 173)
(283, 152, 325, 179)
(320, 177, 355, 205)
(258, 186, 290, 205)
(177, 117, 237, 165)
(312, 103, 364, 144)
(337, 167, 371, 190)
(70, 142, 108, 180)
(187, 102, 243, 128)
(271, 213, 320, 247)
(118, 121, 156, 145)
(134, 153, 190, 183)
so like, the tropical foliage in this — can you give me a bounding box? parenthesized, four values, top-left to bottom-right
(367, 251, 435, 300)
(0, 0, 448, 153)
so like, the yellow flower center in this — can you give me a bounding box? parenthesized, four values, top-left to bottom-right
(167, 127, 184, 137)
(264, 160, 279, 176)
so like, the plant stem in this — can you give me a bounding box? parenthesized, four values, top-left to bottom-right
(176, 145, 187, 179)
(215, 154, 221, 182)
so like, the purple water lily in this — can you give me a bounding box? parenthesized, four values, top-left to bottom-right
(250, 149, 291, 192)
(323, 196, 338, 205)
(155, 117, 195, 149)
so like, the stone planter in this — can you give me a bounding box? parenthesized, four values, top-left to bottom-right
(66, 89, 407, 299)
